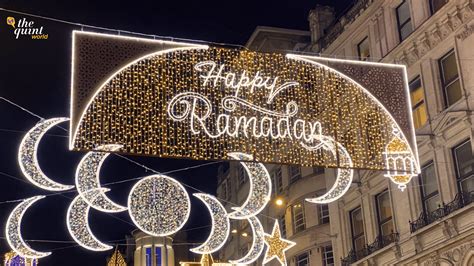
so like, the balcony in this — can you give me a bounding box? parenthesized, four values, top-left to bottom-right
(341, 232, 399, 265)
(409, 191, 474, 233)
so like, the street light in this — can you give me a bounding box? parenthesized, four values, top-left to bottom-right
(275, 197, 284, 206)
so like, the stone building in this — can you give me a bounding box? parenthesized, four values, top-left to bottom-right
(216, 0, 474, 265)
(132, 230, 175, 266)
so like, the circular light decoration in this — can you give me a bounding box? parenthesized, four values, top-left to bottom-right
(128, 175, 191, 236)
(304, 135, 354, 204)
(5, 196, 52, 259)
(18, 117, 74, 191)
(229, 216, 265, 264)
(227, 152, 272, 219)
(67, 189, 113, 251)
(75, 144, 127, 213)
(190, 193, 230, 254)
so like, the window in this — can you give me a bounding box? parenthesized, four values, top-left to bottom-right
(221, 181, 228, 200)
(430, 0, 448, 14)
(322, 245, 334, 266)
(439, 50, 462, 107)
(155, 246, 162, 266)
(279, 214, 287, 238)
(313, 167, 324, 175)
(396, 0, 413, 41)
(226, 179, 232, 200)
(221, 179, 231, 200)
(419, 162, 441, 213)
(145, 247, 152, 266)
(296, 252, 309, 266)
(272, 167, 283, 194)
(292, 202, 306, 233)
(350, 207, 365, 252)
(289, 165, 302, 184)
(453, 140, 474, 194)
(319, 204, 330, 224)
(357, 37, 370, 61)
(238, 166, 246, 186)
(410, 77, 428, 129)
(240, 245, 249, 257)
(376, 190, 394, 236)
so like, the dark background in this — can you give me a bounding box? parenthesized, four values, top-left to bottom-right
(0, 1, 352, 265)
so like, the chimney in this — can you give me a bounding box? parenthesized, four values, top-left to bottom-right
(308, 5, 335, 48)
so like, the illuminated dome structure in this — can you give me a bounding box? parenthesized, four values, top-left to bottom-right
(133, 230, 175, 266)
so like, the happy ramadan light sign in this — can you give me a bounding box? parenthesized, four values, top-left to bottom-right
(70, 31, 419, 175)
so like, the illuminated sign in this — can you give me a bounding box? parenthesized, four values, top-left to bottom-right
(70, 31, 419, 178)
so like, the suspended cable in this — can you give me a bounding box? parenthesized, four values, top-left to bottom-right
(0, 8, 249, 50)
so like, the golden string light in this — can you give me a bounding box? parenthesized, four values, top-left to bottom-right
(72, 31, 418, 178)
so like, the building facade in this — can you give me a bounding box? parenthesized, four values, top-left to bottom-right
(216, 0, 474, 265)
(132, 231, 175, 266)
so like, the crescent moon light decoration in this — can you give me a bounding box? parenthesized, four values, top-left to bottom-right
(229, 216, 266, 264)
(128, 175, 191, 237)
(67, 189, 113, 251)
(227, 152, 272, 219)
(6, 196, 52, 259)
(304, 135, 354, 204)
(75, 144, 127, 213)
(18, 117, 74, 191)
(190, 193, 230, 254)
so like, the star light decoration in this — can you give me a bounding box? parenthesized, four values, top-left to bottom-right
(263, 221, 296, 266)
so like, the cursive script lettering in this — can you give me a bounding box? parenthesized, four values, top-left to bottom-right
(194, 61, 299, 103)
(166, 61, 324, 151)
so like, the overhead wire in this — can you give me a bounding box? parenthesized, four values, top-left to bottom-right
(0, 7, 249, 50)
(0, 97, 279, 224)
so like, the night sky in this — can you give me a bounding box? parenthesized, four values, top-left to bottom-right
(0, 1, 353, 265)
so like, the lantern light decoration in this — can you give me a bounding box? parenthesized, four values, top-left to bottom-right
(383, 126, 417, 191)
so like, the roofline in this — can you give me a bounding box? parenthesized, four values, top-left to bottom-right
(246, 26, 310, 48)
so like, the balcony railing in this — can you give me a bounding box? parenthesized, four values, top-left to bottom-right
(341, 232, 399, 265)
(409, 191, 474, 233)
